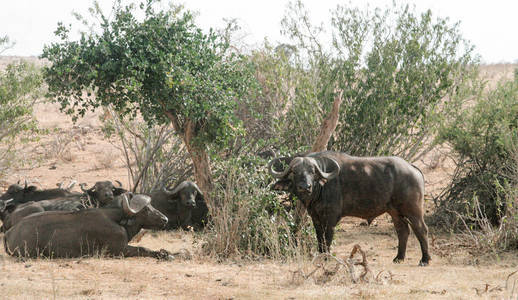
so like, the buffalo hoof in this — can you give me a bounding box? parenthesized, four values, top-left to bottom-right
(392, 257, 404, 264)
(418, 259, 430, 267)
(157, 249, 174, 261)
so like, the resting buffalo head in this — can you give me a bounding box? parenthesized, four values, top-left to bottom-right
(81, 181, 127, 206)
(121, 193, 168, 230)
(0, 183, 38, 201)
(269, 155, 340, 195)
(163, 181, 203, 208)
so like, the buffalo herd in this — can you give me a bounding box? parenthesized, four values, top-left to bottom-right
(0, 150, 430, 266)
(0, 180, 208, 259)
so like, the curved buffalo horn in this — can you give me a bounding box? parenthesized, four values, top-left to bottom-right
(0, 198, 13, 212)
(57, 181, 65, 189)
(164, 181, 190, 196)
(192, 182, 203, 196)
(312, 157, 340, 180)
(24, 179, 28, 189)
(268, 157, 293, 179)
(67, 180, 77, 191)
(115, 180, 123, 187)
(122, 194, 151, 216)
(122, 194, 133, 215)
(79, 183, 92, 193)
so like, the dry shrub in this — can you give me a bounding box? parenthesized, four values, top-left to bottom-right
(451, 192, 518, 254)
(93, 149, 116, 170)
(440, 142, 518, 253)
(60, 149, 76, 162)
(44, 131, 73, 160)
(41, 130, 85, 163)
(201, 154, 315, 260)
(433, 78, 518, 243)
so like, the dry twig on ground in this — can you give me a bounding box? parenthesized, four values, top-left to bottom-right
(291, 244, 373, 285)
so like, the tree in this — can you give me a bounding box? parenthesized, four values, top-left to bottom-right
(0, 35, 43, 176)
(41, 1, 255, 206)
(281, 1, 478, 161)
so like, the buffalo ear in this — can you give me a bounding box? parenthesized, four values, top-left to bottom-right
(195, 191, 204, 203)
(87, 189, 95, 198)
(271, 179, 292, 191)
(27, 185, 38, 192)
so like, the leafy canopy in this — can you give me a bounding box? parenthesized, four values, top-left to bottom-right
(280, 1, 478, 160)
(42, 0, 255, 147)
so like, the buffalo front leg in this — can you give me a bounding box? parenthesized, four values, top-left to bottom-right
(311, 215, 326, 253)
(122, 245, 173, 260)
(311, 217, 336, 253)
(389, 212, 410, 263)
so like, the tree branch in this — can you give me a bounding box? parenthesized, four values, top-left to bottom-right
(311, 90, 343, 152)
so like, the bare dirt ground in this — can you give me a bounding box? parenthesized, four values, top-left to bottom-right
(1, 58, 518, 299)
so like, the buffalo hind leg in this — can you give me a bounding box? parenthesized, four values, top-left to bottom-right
(122, 245, 173, 260)
(407, 214, 431, 266)
(389, 211, 410, 263)
(323, 225, 335, 253)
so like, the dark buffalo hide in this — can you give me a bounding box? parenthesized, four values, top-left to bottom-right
(269, 151, 431, 266)
(4, 194, 171, 259)
(150, 181, 208, 231)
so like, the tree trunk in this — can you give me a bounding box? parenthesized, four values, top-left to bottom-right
(311, 90, 343, 152)
(182, 119, 215, 208)
(163, 111, 215, 208)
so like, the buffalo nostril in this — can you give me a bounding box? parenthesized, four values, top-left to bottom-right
(298, 183, 311, 190)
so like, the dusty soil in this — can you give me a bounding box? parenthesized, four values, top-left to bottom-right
(1, 58, 517, 299)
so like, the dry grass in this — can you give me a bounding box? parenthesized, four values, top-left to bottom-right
(1, 221, 518, 299)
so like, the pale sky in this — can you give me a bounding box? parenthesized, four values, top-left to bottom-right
(1, 0, 517, 63)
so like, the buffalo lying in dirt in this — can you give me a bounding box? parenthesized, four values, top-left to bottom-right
(80, 180, 127, 207)
(150, 181, 208, 230)
(0, 198, 14, 225)
(0, 182, 80, 205)
(1, 198, 87, 231)
(4, 194, 172, 259)
(269, 151, 431, 266)
(0, 181, 129, 231)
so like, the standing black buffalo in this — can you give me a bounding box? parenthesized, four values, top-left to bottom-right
(4, 194, 172, 259)
(268, 151, 431, 266)
(150, 181, 208, 230)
